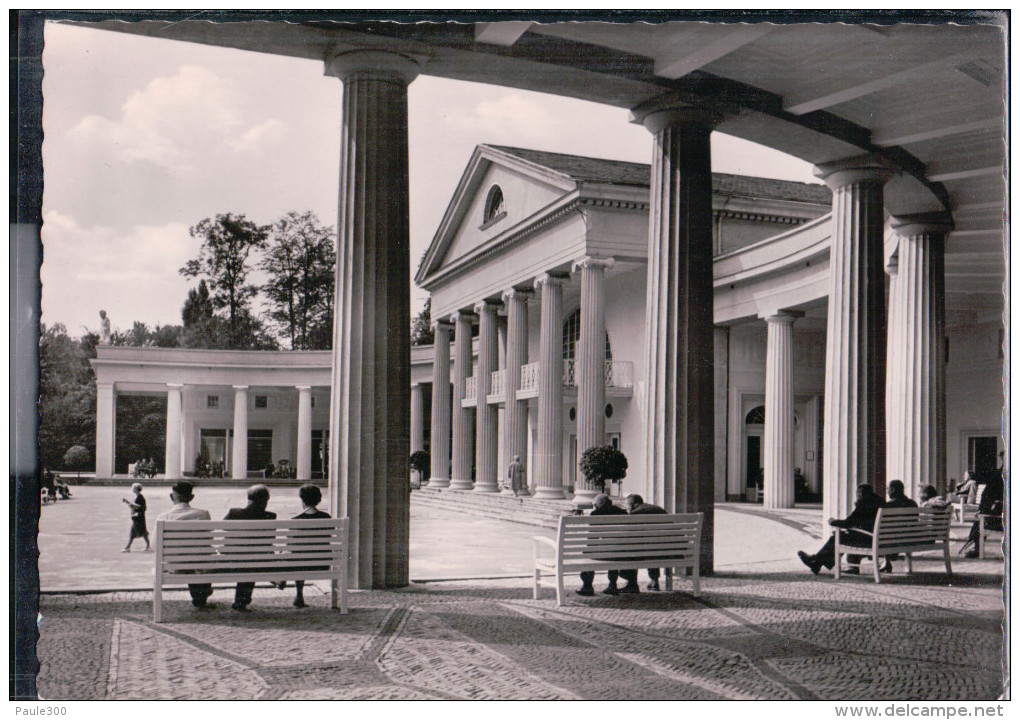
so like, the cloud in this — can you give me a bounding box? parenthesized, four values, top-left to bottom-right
(449, 93, 553, 138)
(66, 66, 286, 174)
(40, 210, 199, 332)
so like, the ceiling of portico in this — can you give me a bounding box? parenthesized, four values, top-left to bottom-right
(74, 13, 1006, 295)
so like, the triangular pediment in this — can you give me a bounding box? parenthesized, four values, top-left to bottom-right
(415, 145, 580, 287)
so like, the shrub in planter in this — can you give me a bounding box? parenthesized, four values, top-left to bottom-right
(578, 445, 628, 493)
(410, 450, 430, 487)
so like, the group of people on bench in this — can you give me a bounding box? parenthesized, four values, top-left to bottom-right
(576, 493, 668, 597)
(158, 481, 330, 612)
(797, 474, 1004, 575)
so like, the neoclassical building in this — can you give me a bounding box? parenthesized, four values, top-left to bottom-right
(73, 16, 1006, 589)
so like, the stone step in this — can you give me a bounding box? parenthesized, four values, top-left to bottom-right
(412, 486, 579, 529)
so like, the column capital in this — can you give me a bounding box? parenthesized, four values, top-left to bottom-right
(533, 272, 569, 291)
(473, 299, 502, 315)
(571, 256, 615, 274)
(890, 212, 954, 238)
(501, 287, 533, 303)
(166, 383, 184, 390)
(761, 310, 805, 325)
(432, 318, 454, 331)
(295, 385, 312, 391)
(232, 385, 249, 391)
(451, 308, 476, 324)
(813, 153, 898, 190)
(324, 50, 421, 84)
(96, 382, 115, 390)
(629, 91, 730, 133)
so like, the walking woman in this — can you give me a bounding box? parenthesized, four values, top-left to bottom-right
(122, 483, 151, 552)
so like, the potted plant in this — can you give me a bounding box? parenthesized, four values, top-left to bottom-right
(579, 445, 628, 493)
(410, 450, 430, 489)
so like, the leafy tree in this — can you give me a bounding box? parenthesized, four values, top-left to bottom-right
(62, 445, 91, 478)
(260, 211, 336, 350)
(38, 324, 96, 471)
(579, 445, 629, 492)
(180, 213, 268, 339)
(411, 297, 435, 346)
(182, 280, 215, 327)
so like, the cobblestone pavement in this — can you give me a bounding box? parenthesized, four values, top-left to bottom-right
(37, 565, 1005, 701)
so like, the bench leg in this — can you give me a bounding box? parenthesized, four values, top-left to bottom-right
(943, 543, 953, 575)
(691, 566, 700, 596)
(664, 567, 674, 592)
(533, 566, 541, 600)
(153, 577, 162, 623)
(555, 569, 564, 607)
(834, 534, 841, 580)
(979, 516, 986, 559)
(872, 555, 882, 584)
(904, 553, 912, 574)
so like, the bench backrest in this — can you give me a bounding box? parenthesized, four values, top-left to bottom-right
(556, 513, 702, 564)
(155, 518, 346, 575)
(872, 507, 951, 551)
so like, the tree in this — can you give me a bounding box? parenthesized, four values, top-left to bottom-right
(180, 213, 268, 339)
(182, 279, 215, 327)
(62, 445, 91, 478)
(410, 449, 430, 488)
(38, 324, 96, 471)
(579, 445, 629, 492)
(411, 297, 434, 346)
(260, 211, 336, 350)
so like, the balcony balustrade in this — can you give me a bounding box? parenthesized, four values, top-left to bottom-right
(488, 369, 506, 402)
(464, 375, 477, 404)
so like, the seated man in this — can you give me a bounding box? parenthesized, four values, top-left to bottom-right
(576, 493, 627, 597)
(157, 482, 214, 609)
(224, 484, 277, 611)
(879, 479, 918, 573)
(619, 493, 667, 593)
(919, 485, 950, 510)
(798, 484, 884, 575)
(963, 473, 1003, 558)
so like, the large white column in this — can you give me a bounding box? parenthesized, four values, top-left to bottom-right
(165, 384, 184, 479)
(815, 154, 896, 524)
(95, 382, 116, 478)
(762, 313, 799, 509)
(533, 273, 567, 500)
(474, 300, 501, 493)
(429, 320, 453, 487)
(231, 385, 249, 480)
(887, 213, 952, 497)
(296, 386, 312, 481)
(573, 256, 614, 505)
(502, 288, 531, 495)
(449, 310, 476, 490)
(325, 50, 418, 588)
(410, 384, 425, 453)
(632, 97, 721, 573)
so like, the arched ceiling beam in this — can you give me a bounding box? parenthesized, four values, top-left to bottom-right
(474, 22, 533, 47)
(653, 24, 772, 79)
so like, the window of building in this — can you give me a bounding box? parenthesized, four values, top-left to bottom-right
(206, 395, 219, 409)
(481, 185, 506, 227)
(561, 307, 613, 361)
(255, 395, 268, 409)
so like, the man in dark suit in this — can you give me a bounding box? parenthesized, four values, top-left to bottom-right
(224, 484, 276, 611)
(798, 484, 884, 575)
(964, 473, 1003, 558)
(620, 494, 668, 593)
(576, 493, 628, 597)
(878, 480, 918, 573)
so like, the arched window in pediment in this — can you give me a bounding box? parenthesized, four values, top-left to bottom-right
(483, 185, 506, 224)
(745, 405, 766, 425)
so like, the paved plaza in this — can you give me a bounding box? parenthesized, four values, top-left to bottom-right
(32, 487, 1006, 700)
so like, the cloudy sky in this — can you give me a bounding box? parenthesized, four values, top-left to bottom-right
(40, 20, 818, 337)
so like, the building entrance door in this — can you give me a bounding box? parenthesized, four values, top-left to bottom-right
(248, 429, 273, 476)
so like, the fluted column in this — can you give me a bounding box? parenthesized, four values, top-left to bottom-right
(296, 386, 312, 480)
(325, 51, 419, 588)
(502, 288, 531, 495)
(573, 256, 614, 504)
(763, 313, 799, 509)
(449, 310, 476, 490)
(231, 385, 249, 480)
(410, 384, 425, 453)
(533, 273, 567, 500)
(887, 213, 952, 497)
(815, 154, 896, 524)
(429, 320, 453, 487)
(95, 382, 116, 478)
(632, 97, 721, 573)
(164, 384, 184, 479)
(473, 300, 501, 492)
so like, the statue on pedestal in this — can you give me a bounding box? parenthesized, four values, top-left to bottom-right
(99, 310, 111, 345)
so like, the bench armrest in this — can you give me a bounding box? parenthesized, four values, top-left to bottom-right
(531, 535, 556, 550)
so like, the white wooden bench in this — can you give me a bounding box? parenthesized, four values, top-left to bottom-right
(834, 506, 952, 583)
(153, 517, 349, 622)
(532, 513, 703, 605)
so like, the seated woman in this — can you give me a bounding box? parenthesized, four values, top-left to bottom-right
(963, 474, 1003, 559)
(290, 484, 331, 608)
(952, 471, 981, 504)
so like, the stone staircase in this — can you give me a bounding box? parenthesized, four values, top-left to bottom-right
(412, 485, 580, 529)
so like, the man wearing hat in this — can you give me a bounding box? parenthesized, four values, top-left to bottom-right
(157, 481, 214, 608)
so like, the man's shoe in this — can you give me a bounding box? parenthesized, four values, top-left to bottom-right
(231, 603, 251, 612)
(575, 586, 595, 597)
(647, 582, 661, 592)
(192, 598, 208, 608)
(843, 566, 860, 575)
(120, 548, 130, 553)
(964, 549, 980, 559)
(196, 602, 217, 611)
(602, 586, 619, 595)
(271, 581, 286, 590)
(293, 599, 307, 608)
(798, 551, 821, 575)
(618, 584, 640, 595)
(880, 560, 894, 573)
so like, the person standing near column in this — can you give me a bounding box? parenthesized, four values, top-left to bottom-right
(507, 455, 526, 497)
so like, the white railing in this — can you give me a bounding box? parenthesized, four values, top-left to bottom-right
(489, 369, 505, 398)
(605, 360, 634, 388)
(464, 376, 477, 401)
(563, 359, 576, 386)
(520, 362, 539, 393)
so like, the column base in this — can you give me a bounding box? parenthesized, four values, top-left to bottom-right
(473, 482, 500, 494)
(428, 477, 451, 488)
(532, 486, 567, 501)
(448, 479, 475, 491)
(571, 489, 599, 507)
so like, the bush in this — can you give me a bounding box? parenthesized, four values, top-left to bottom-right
(63, 445, 91, 478)
(578, 445, 628, 492)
